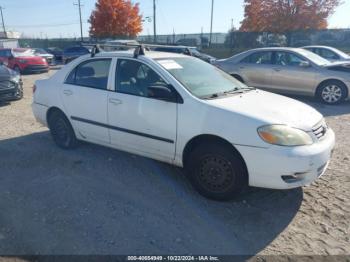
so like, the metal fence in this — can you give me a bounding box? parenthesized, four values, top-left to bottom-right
(16, 29, 350, 51)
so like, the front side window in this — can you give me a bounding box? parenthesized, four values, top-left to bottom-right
(274, 52, 307, 67)
(116, 59, 171, 99)
(241, 52, 273, 65)
(318, 49, 339, 60)
(66, 59, 111, 90)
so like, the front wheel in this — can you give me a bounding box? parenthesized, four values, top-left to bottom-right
(186, 143, 248, 201)
(317, 81, 347, 105)
(48, 110, 78, 149)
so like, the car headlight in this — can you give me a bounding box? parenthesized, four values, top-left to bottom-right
(11, 74, 20, 83)
(19, 59, 28, 64)
(258, 125, 313, 146)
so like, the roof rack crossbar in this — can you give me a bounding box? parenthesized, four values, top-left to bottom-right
(81, 42, 196, 58)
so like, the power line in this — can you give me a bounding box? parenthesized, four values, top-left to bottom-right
(74, 0, 84, 41)
(0, 6, 7, 38)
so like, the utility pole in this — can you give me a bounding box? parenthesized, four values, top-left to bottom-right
(74, 0, 84, 41)
(209, 0, 214, 46)
(153, 0, 157, 43)
(0, 6, 7, 38)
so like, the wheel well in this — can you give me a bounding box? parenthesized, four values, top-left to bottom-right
(316, 79, 348, 97)
(231, 74, 245, 83)
(182, 135, 248, 171)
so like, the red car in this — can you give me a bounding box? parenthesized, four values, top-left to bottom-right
(0, 48, 49, 74)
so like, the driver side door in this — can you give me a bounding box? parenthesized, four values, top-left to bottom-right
(107, 59, 179, 162)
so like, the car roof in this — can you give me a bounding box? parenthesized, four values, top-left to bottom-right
(93, 49, 188, 59)
(302, 45, 334, 49)
(248, 47, 303, 52)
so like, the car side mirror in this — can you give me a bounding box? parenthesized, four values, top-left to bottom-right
(300, 61, 310, 67)
(148, 84, 177, 102)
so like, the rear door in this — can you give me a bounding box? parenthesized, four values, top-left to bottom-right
(237, 51, 273, 88)
(269, 51, 317, 95)
(61, 58, 113, 143)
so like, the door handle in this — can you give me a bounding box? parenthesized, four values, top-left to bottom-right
(63, 90, 73, 96)
(239, 66, 245, 69)
(109, 98, 122, 105)
(273, 68, 282, 72)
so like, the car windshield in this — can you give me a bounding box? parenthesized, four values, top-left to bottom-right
(296, 49, 331, 66)
(156, 57, 248, 99)
(13, 49, 35, 57)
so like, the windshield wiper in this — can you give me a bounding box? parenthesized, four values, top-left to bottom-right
(201, 87, 256, 100)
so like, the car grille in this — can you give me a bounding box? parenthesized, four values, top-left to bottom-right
(0, 80, 16, 90)
(312, 120, 328, 140)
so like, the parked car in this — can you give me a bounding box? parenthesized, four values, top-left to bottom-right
(45, 47, 63, 62)
(62, 46, 90, 64)
(0, 64, 23, 101)
(152, 45, 216, 63)
(32, 48, 335, 201)
(33, 48, 55, 65)
(214, 47, 350, 104)
(302, 46, 350, 62)
(0, 48, 49, 74)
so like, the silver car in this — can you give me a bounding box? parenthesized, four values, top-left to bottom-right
(215, 47, 350, 104)
(302, 46, 350, 62)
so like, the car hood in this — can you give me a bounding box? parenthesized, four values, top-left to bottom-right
(322, 61, 350, 68)
(0, 65, 18, 79)
(16, 56, 47, 64)
(206, 89, 323, 131)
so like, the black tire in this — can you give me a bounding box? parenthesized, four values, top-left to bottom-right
(48, 110, 78, 149)
(316, 80, 348, 105)
(14, 65, 21, 74)
(186, 142, 248, 201)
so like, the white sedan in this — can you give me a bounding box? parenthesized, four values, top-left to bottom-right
(32, 47, 335, 201)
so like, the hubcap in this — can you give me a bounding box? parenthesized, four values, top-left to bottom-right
(198, 155, 235, 193)
(322, 85, 342, 103)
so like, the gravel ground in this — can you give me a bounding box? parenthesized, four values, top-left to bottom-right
(0, 71, 349, 256)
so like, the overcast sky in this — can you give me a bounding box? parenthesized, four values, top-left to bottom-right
(2, 0, 350, 38)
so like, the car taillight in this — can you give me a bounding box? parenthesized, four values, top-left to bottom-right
(32, 84, 37, 93)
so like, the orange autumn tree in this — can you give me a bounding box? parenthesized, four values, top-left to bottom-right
(240, 0, 341, 33)
(89, 0, 142, 38)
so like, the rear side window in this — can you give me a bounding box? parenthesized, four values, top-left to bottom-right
(241, 52, 273, 64)
(65, 59, 112, 90)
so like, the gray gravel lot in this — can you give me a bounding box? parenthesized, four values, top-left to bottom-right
(0, 71, 349, 256)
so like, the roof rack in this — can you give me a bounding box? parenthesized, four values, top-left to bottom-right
(81, 42, 196, 58)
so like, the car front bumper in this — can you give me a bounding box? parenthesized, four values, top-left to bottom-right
(0, 81, 23, 101)
(236, 128, 336, 190)
(22, 65, 49, 73)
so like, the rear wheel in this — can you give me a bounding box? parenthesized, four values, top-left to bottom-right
(14, 65, 21, 74)
(186, 142, 248, 201)
(317, 80, 347, 105)
(48, 110, 78, 149)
